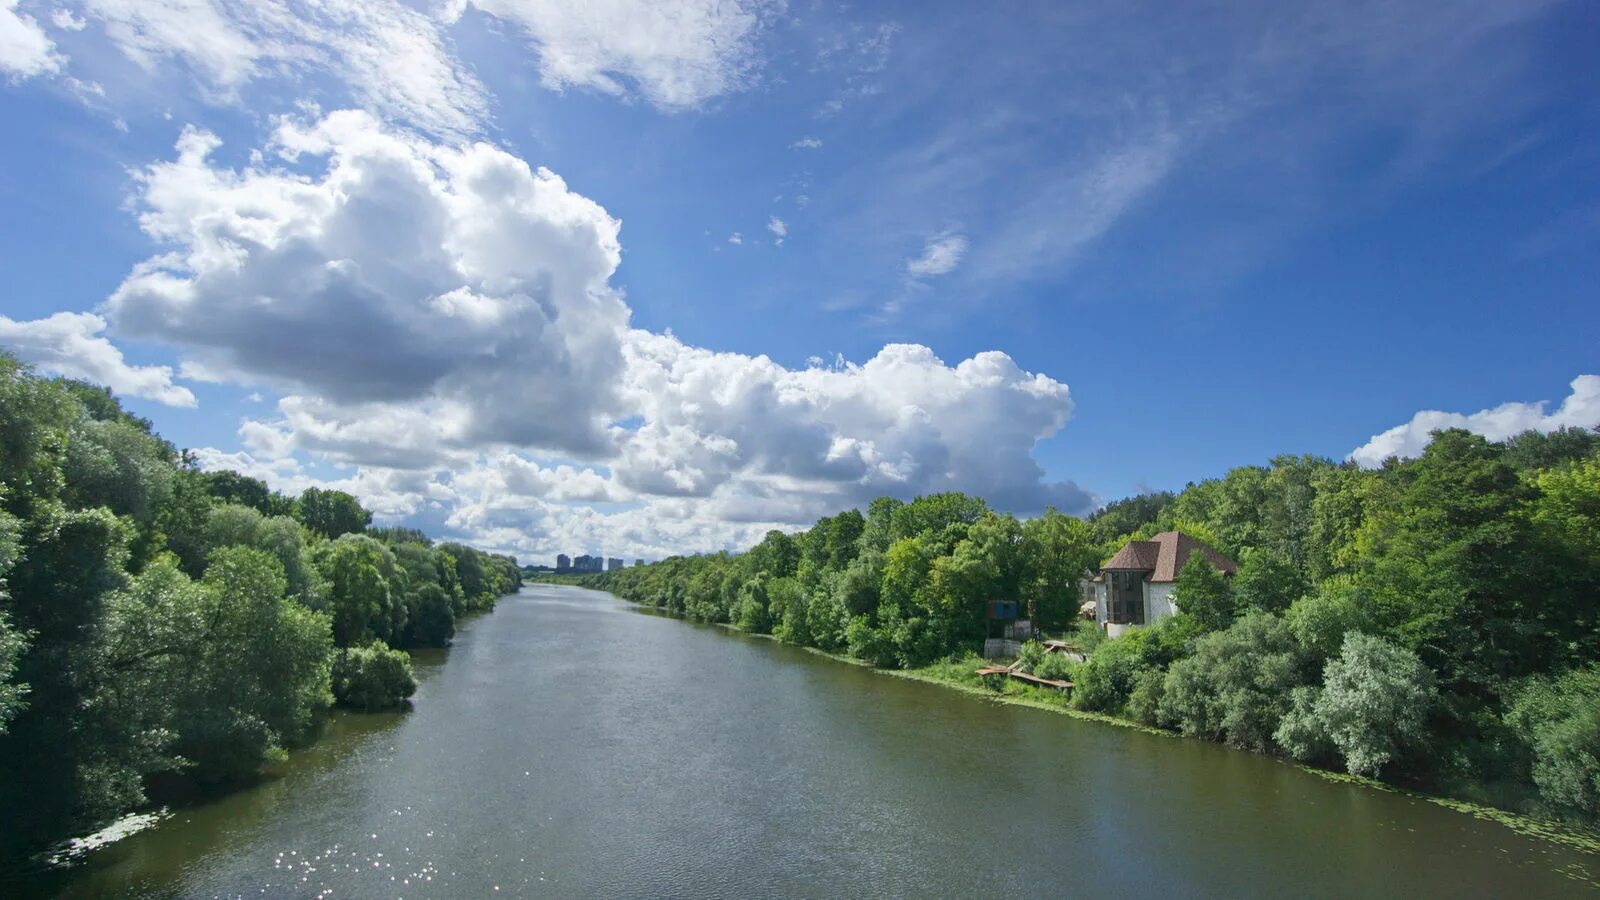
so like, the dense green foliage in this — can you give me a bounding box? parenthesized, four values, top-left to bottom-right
(0, 353, 519, 854)
(583, 427, 1600, 826)
(331, 641, 418, 711)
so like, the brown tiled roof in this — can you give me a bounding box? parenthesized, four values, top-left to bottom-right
(1102, 540, 1160, 572)
(1098, 531, 1237, 584)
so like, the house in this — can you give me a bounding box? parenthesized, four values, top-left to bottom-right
(1085, 531, 1237, 636)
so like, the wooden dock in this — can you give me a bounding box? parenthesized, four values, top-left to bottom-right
(974, 662, 1073, 696)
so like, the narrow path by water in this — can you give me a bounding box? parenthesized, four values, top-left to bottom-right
(28, 585, 1600, 897)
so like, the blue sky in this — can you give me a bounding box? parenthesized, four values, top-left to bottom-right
(2, 0, 1597, 562)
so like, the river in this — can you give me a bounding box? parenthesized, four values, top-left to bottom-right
(24, 584, 1600, 897)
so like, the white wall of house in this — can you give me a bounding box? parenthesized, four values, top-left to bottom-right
(1148, 583, 1178, 621)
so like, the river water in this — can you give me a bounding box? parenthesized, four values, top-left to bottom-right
(25, 584, 1600, 897)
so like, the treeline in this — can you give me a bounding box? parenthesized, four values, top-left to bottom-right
(0, 353, 520, 854)
(582, 427, 1600, 826)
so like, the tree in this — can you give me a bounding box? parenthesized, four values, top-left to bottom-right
(1284, 578, 1372, 666)
(0, 506, 135, 848)
(1274, 633, 1436, 778)
(1022, 509, 1100, 631)
(1233, 546, 1309, 615)
(1507, 666, 1600, 821)
(296, 487, 371, 539)
(401, 582, 455, 648)
(1159, 612, 1309, 752)
(173, 547, 334, 781)
(1173, 556, 1236, 631)
(332, 641, 416, 711)
(203, 470, 292, 516)
(315, 535, 405, 646)
(768, 577, 808, 645)
(1361, 429, 1547, 695)
(747, 530, 800, 579)
(733, 575, 772, 633)
(1088, 491, 1173, 546)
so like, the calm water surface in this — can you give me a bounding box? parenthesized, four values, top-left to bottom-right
(25, 585, 1600, 897)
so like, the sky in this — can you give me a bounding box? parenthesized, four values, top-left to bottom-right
(1, 0, 1596, 564)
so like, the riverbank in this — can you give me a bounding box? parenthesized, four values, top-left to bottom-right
(702, 614, 1600, 873)
(886, 651, 1600, 865)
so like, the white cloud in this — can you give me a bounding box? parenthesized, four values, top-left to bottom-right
(106, 110, 631, 458)
(767, 215, 787, 244)
(0, 311, 195, 406)
(727, 231, 743, 245)
(1349, 375, 1600, 467)
(457, 0, 776, 111)
(101, 110, 1093, 562)
(50, 8, 85, 31)
(618, 330, 1093, 515)
(906, 231, 967, 277)
(790, 136, 822, 149)
(1, 0, 63, 77)
(78, 0, 488, 137)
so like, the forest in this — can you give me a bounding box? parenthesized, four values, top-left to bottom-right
(0, 353, 521, 856)
(580, 426, 1600, 827)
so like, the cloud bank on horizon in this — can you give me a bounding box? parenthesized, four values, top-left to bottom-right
(1350, 376, 1600, 468)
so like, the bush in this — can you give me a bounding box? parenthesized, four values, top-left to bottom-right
(1507, 666, 1600, 821)
(1032, 651, 1073, 681)
(332, 641, 417, 711)
(1126, 668, 1166, 726)
(1158, 612, 1308, 752)
(1016, 640, 1047, 672)
(1274, 633, 1435, 778)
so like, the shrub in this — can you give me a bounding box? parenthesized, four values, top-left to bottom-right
(1032, 651, 1073, 681)
(1158, 612, 1308, 752)
(1016, 640, 1047, 672)
(1274, 633, 1435, 778)
(332, 641, 417, 711)
(1507, 666, 1600, 822)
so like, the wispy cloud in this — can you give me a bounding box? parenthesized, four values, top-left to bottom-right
(790, 136, 823, 149)
(458, 0, 780, 111)
(906, 232, 967, 277)
(767, 216, 787, 244)
(727, 232, 743, 245)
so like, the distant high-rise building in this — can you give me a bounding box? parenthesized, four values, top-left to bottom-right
(606, 557, 623, 571)
(634, 559, 645, 567)
(556, 554, 571, 571)
(573, 554, 603, 572)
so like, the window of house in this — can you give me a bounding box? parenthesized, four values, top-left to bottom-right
(1107, 570, 1145, 624)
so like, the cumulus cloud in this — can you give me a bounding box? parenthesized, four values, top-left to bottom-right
(0, 311, 196, 406)
(106, 110, 631, 458)
(78, 0, 488, 137)
(906, 231, 968, 277)
(102, 110, 1092, 562)
(790, 136, 822, 149)
(767, 215, 787, 244)
(457, 0, 776, 110)
(1349, 375, 1600, 467)
(618, 330, 1094, 515)
(727, 231, 743, 245)
(1, 0, 63, 77)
